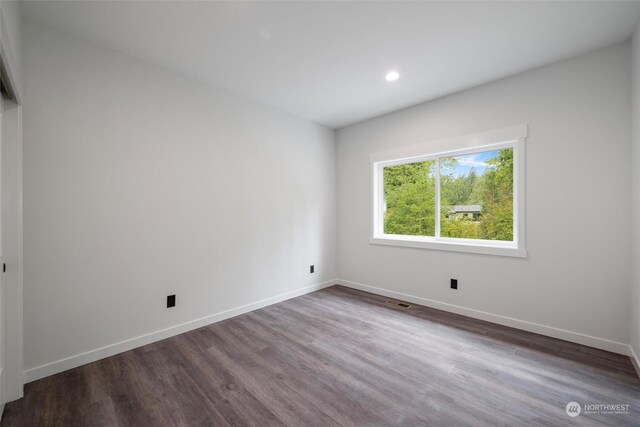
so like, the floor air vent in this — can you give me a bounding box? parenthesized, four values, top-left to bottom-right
(385, 300, 412, 309)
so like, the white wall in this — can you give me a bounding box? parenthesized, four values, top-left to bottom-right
(631, 25, 640, 367)
(337, 43, 632, 353)
(22, 20, 336, 378)
(20, 14, 638, 382)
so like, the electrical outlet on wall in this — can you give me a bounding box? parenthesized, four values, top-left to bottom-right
(450, 279, 458, 290)
(167, 294, 176, 308)
(310, 265, 315, 274)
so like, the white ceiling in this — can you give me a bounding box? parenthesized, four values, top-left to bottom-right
(20, 1, 640, 129)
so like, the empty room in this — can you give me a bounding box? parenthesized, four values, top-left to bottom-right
(0, 0, 639, 425)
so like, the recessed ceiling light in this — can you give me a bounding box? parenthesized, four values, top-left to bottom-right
(385, 71, 400, 82)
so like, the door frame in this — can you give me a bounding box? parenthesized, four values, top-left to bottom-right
(0, 8, 23, 408)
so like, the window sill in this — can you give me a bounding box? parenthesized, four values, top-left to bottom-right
(369, 236, 527, 258)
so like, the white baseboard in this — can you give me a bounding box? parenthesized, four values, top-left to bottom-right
(23, 280, 337, 383)
(23, 278, 638, 383)
(336, 279, 630, 355)
(630, 345, 640, 379)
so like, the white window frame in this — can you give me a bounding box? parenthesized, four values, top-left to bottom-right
(370, 125, 527, 258)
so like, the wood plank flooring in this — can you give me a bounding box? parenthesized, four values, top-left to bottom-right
(2, 285, 639, 426)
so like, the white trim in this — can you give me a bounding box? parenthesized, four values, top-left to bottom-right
(369, 236, 527, 258)
(336, 279, 629, 355)
(630, 345, 640, 380)
(514, 135, 526, 252)
(23, 280, 337, 383)
(1, 102, 23, 403)
(369, 124, 527, 164)
(435, 157, 441, 238)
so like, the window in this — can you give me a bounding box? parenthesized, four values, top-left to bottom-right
(371, 125, 527, 257)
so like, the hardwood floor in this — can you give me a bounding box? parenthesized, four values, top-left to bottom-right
(2, 285, 639, 426)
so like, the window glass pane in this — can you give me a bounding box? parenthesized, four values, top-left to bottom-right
(383, 160, 436, 237)
(440, 148, 513, 241)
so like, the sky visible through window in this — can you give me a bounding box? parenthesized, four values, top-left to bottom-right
(447, 150, 500, 177)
